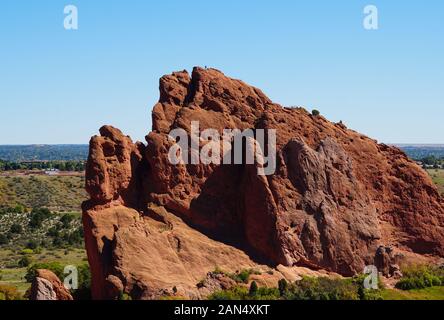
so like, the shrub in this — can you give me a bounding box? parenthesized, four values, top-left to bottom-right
(285, 277, 360, 300)
(209, 285, 280, 301)
(72, 264, 92, 300)
(60, 214, 74, 228)
(25, 261, 64, 282)
(209, 276, 384, 301)
(9, 223, 22, 234)
(229, 269, 260, 284)
(395, 265, 444, 291)
(311, 109, 320, 116)
(13, 205, 25, 214)
(52, 238, 61, 247)
(18, 255, 32, 267)
(29, 208, 51, 229)
(352, 274, 384, 300)
(47, 227, 59, 237)
(0, 285, 22, 300)
(236, 270, 252, 283)
(278, 279, 288, 296)
(117, 292, 133, 300)
(249, 281, 258, 296)
(21, 248, 34, 255)
(209, 286, 249, 300)
(254, 287, 280, 300)
(26, 240, 39, 250)
(0, 233, 8, 245)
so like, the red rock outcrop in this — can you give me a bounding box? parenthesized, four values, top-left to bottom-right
(29, 269, 73, 301)
(83, 67, 444, 299)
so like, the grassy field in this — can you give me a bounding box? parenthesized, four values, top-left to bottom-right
(0, 241, 86, 268)
(382, 287, 444, 300)
(0, 248, 87, 294)
(427, 169, 444, 195)
(0, 172, 87, 298)
(0, 174, 86, 212)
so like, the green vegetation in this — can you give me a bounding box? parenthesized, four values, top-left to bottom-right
(209, 285, 280, 301)
(212, 267, 261, 284)
(249, 281, 258, 296)
(0, 234, 7, 245)
(427, 169, 444, 195)
(400, 146, 444, 161)
(0, 175, 86, 212)
(0, 145, 88, 162)
(0, 148, 90, 299)
(395, 265, 444, 290)
(25, 261, 65, 282)
(311, 109, 320, 116)
(18, 255, 32, 268)
(0, 159, 85, 172)
(72, 264, 92, 300)
(209, 275, 384, 301)
(0, 248, 88, 297)
(9, 224, 23, 234)
(381, 286, 444, 300)
(209, 265, 444, 301)
(229, 269, 261, 284)
(23, 262, 91, 300)
(0, 284, 23, 300)
(0, 206, 87, 297)
(0, 208, 83, 253)
(419, 156, 444, 168)
(375, 265, 444, 300)
(29, 208, 51, 229)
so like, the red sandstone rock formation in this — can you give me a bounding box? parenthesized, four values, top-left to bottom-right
(29, 269, 73, 301)
(82, 67, 444, 299)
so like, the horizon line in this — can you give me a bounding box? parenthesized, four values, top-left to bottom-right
(1, 143, 444, 147)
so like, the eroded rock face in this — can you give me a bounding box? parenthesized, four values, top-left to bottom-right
(29, 269, 73, 301)
(83, 67, 444, 299)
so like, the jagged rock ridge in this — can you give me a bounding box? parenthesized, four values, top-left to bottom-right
(82, 67, 444, 299)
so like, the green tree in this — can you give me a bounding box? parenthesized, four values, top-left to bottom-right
(60, 214, 74, 228)
(249, 281, 258, 296)
(26, 240, 39, 250)
(0, 234, 8, 245)
(13, 205, 25, 213)
(72, 264, 92, 300)
(10, 224, 22, 234)
(25, 262, 64, 283)
(311, 109, 320, 116)
(18, 255, 32, 268)
(278, 278, 288, 296)
(29, 208, 51, 229)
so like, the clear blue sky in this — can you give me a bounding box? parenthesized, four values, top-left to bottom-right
(0, 0, 443, 144)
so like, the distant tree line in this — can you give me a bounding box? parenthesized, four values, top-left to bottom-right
(419, 156, 444, 168)
(0, 159, 85, 172)
(400, 146, 444, 161)
(0, 145, 88, 162)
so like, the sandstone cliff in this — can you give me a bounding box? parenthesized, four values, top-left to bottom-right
(82, 67, 444, 299)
